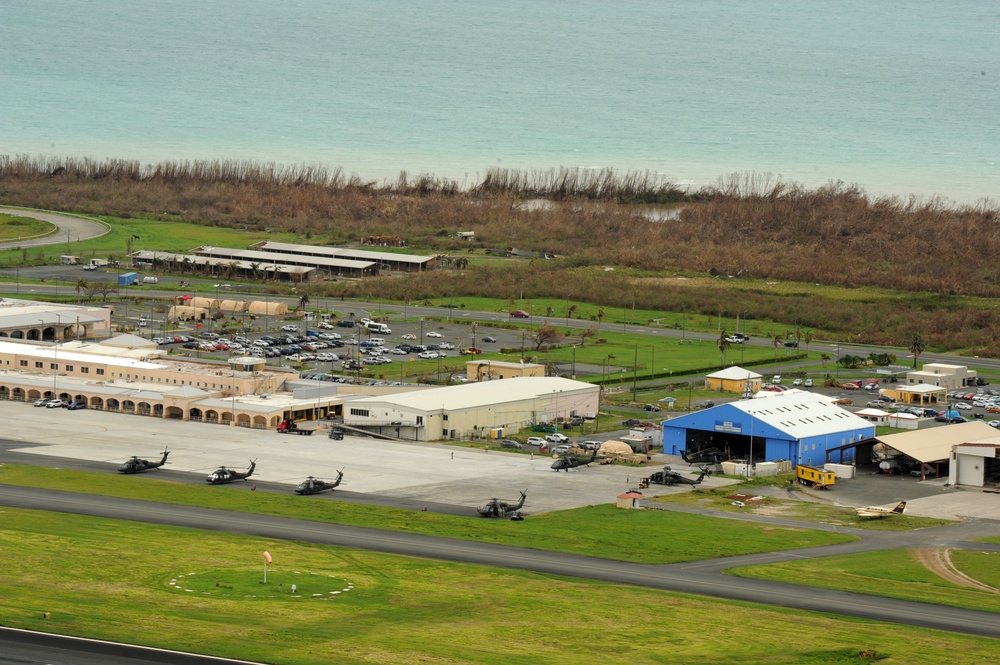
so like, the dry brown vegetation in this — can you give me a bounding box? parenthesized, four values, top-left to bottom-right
(2, 156, 999, 352)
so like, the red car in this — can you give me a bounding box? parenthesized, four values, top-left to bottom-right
(510, 310, 529, 318)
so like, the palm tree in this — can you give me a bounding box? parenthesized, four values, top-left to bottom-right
(296, 294, 310, 314)
(772, 334, 781, 360)
(566, 304, 578, 326)
(909, 334, 925, 368)
(597, 307, 606, 333)
(75, 278, 88, 302)
(718, 330, 731, 366)
(803, 329, 814, 354)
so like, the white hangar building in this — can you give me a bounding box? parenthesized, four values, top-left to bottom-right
(341, 376, 600, 441)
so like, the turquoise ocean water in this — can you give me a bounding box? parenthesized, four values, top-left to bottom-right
(2, 0, 998, 202)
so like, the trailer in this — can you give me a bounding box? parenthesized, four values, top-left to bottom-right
(118, 271, 139, 286)
(796, 464, 835, 489)
(277, 418, 314, 435)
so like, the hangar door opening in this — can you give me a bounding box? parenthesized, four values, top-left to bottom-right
(685, 429, 764, 464)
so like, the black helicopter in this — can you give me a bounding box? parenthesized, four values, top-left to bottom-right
(477, 490, 527, 518)
(118, 448, 170, 474)
(681, 447, 728, 465)
(550, 452, 598, 472)
(206, 459, 257, 485)
(294, 470, 344, 495)
(641, 466, 711, 487)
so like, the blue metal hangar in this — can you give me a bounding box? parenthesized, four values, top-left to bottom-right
(662, 391, 875, 467)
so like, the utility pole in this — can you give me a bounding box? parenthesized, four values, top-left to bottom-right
(632, 343, 638, 401)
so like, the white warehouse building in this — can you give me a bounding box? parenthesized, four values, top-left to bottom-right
(341, 377, 600, 441)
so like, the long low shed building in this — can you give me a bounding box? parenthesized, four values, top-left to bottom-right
(662, 391, 875, 467)
(131, 251, 315, 281)
(193, 246, 377, 277)
(251, 240, 437, 272)
(341, 376, 600, 441)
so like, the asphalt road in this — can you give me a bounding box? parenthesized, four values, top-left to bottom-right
(3, 484, 1000, 640)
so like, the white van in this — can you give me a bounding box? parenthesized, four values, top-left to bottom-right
(368, 337, 385, 347)
(365, 322, 391, 334)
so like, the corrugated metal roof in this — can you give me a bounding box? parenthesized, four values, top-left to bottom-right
(194, 247, 375, 271)
(878, 421, 998, 463)
(727, 391, 874, 439)
(257, 240, 435, 265)
(349, 376, 598, 412)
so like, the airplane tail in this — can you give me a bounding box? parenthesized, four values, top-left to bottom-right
(893, 501, 907, 514)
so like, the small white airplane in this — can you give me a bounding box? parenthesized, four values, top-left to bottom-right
(856, 501, 907, 518)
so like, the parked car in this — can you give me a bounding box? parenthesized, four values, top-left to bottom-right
(67, 400, 87, 410)
(956, 403, 973, 410)
(510, 310, 529, 318)
(545, 432, 569, 444)
(804, 379, 814, 388)
(643, 404, 661, 412)
(552, 444, 572, 455)
(792, 378, 803, 386)
(426, 331, 442, 338)
(783, 340, 798, 348)
(580, 441, 602, 451)
(526, 437, 547, 447)
(281, 324, 300, 332)
(500, 440, 523, 449)
(33, 398, 48, 407)
(46, 399, 65, 408)
(461, 347, 482, 355)
(482, 336, 497, 343)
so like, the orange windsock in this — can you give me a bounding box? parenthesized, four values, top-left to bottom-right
(263, 551, 272, 565)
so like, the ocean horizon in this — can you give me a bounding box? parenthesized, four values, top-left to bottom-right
(2, 0, 997, 204)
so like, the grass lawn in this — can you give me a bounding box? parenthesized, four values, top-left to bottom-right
(727, 549, 1000, 614)
(652, 479, 953, 531)
(0, 212, 55, 242)
(2, 508, 997, 665)
(0, 464, 855, 564)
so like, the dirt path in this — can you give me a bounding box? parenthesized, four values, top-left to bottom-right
(912, 548, 999, 593)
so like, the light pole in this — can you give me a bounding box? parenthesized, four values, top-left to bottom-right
(420, 318, 424, 346)
(571, 345, 576, 379)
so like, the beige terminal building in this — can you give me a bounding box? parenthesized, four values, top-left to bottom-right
(0, 331, 597, 440)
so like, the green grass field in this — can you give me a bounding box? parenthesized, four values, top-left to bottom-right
(0, 464, 854, 563)
(727, 549, 1000, 614)
(2, 507, 997, 665)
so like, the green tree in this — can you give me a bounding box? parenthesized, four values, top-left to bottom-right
(909, 334, 925, 368)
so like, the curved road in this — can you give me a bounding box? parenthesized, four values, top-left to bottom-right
(2, 484, 1000, 640)
(0, 205, 110, 249)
